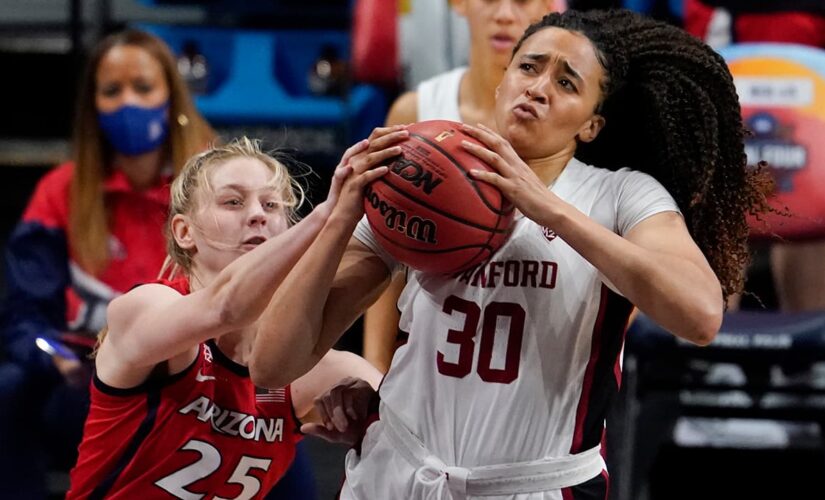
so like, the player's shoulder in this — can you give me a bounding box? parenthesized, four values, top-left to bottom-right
(386, 91, 419, 126)
(418, 66, 466, 90)
(568, 157, 659, 191)
(107, 282, 184, 326)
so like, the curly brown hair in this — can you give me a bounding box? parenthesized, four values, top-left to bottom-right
(514, 9, 773, 300)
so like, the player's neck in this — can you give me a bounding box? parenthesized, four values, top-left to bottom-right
(527, 149, 575, 187)
(187, 266, 213, 294)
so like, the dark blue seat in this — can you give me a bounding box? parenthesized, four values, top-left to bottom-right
(629, 311, 825, 366)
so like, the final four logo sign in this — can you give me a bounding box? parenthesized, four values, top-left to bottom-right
(722, 43, 825, 240)
(744, 112, 807, 192)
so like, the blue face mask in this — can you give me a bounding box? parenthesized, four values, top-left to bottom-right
(98, 102, 170, 156)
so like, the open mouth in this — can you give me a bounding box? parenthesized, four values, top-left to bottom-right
(243, 236, 267, 246)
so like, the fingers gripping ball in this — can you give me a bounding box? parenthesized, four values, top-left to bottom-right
(364, 120, 514, 274)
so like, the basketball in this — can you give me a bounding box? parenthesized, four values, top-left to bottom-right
(363, 120, 514, 274)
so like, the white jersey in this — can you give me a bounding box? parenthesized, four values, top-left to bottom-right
(416, 66, 466, 122)
(352, 158, 679, 477)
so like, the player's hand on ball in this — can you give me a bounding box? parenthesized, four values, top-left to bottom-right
(460, 123, 560, 227)
(330, 126, 409, 222)
(300, 377, 376, 446)
(316, 138, 369, 218)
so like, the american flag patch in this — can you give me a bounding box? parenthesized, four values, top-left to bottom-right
(255, 387, 286, 403)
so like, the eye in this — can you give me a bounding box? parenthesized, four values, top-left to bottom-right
(99, 84, 121, 98)
(519, 62, 536, 73)
(134, 81, 155, 94)
(224, 198, 242, 207)
(263, 200, 280, 211)
(558, 78, 577, 92)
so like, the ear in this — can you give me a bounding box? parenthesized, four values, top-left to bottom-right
(577, 114, 605, 144)
(171, 213, 196, 252)
(451, 0, 468, 17)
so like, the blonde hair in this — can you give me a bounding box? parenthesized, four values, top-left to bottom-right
(95, 137, 303, 357)
(160, 137, 306, 279)
(70, 29, 216, 275)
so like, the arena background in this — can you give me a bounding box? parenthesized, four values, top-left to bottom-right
(0, 1, 822, 499)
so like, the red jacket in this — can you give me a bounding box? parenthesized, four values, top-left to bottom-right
(1, 162, 170, 376)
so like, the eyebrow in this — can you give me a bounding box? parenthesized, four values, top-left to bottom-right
(522, 53, 584, 85)
(561, 60, 584, 85)
(216, 184, 276, 194)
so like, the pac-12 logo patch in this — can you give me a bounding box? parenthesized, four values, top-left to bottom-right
(434, 129, 455, 142)
(542, 226, 557, 242)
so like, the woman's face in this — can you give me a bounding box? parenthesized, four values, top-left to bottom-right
(455, 0, 554, 68)
(494, 27, 606, 160)
(185, 158, 290, 273)
(95, 44, 170, 113)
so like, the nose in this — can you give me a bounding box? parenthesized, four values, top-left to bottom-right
(247, 204, 267, 227)
(493, 0, 516, 23)
(108, 89, 141, 109)
(108, 87, 142, 109)
(525, 82, 548, 105)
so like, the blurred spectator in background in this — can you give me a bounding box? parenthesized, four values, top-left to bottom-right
(0, 29, 215, 498)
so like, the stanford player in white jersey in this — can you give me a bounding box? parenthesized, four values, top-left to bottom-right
(335, 160, 671, 499)
(254, 9, 771, 500)
(364, 0, 558, 373)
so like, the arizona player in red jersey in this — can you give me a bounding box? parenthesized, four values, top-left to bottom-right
(67, 136, 398, 499)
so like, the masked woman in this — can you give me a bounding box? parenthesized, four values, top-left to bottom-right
(0, 29, 213, 498)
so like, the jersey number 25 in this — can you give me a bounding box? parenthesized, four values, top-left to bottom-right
(155, 439, 271, 499)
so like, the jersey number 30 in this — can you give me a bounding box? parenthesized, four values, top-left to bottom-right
(155, 439, 271, 500)
(437, 295, 525, 383)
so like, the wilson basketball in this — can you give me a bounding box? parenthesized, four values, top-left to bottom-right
(364, 120, 514, 274)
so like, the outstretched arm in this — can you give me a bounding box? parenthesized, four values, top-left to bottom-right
(462, 123, 723, 345)
(97, 142, 370, 388)
(250, 127, 410, 388)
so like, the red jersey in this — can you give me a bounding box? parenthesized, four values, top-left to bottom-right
(67, 282, 301, 499)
